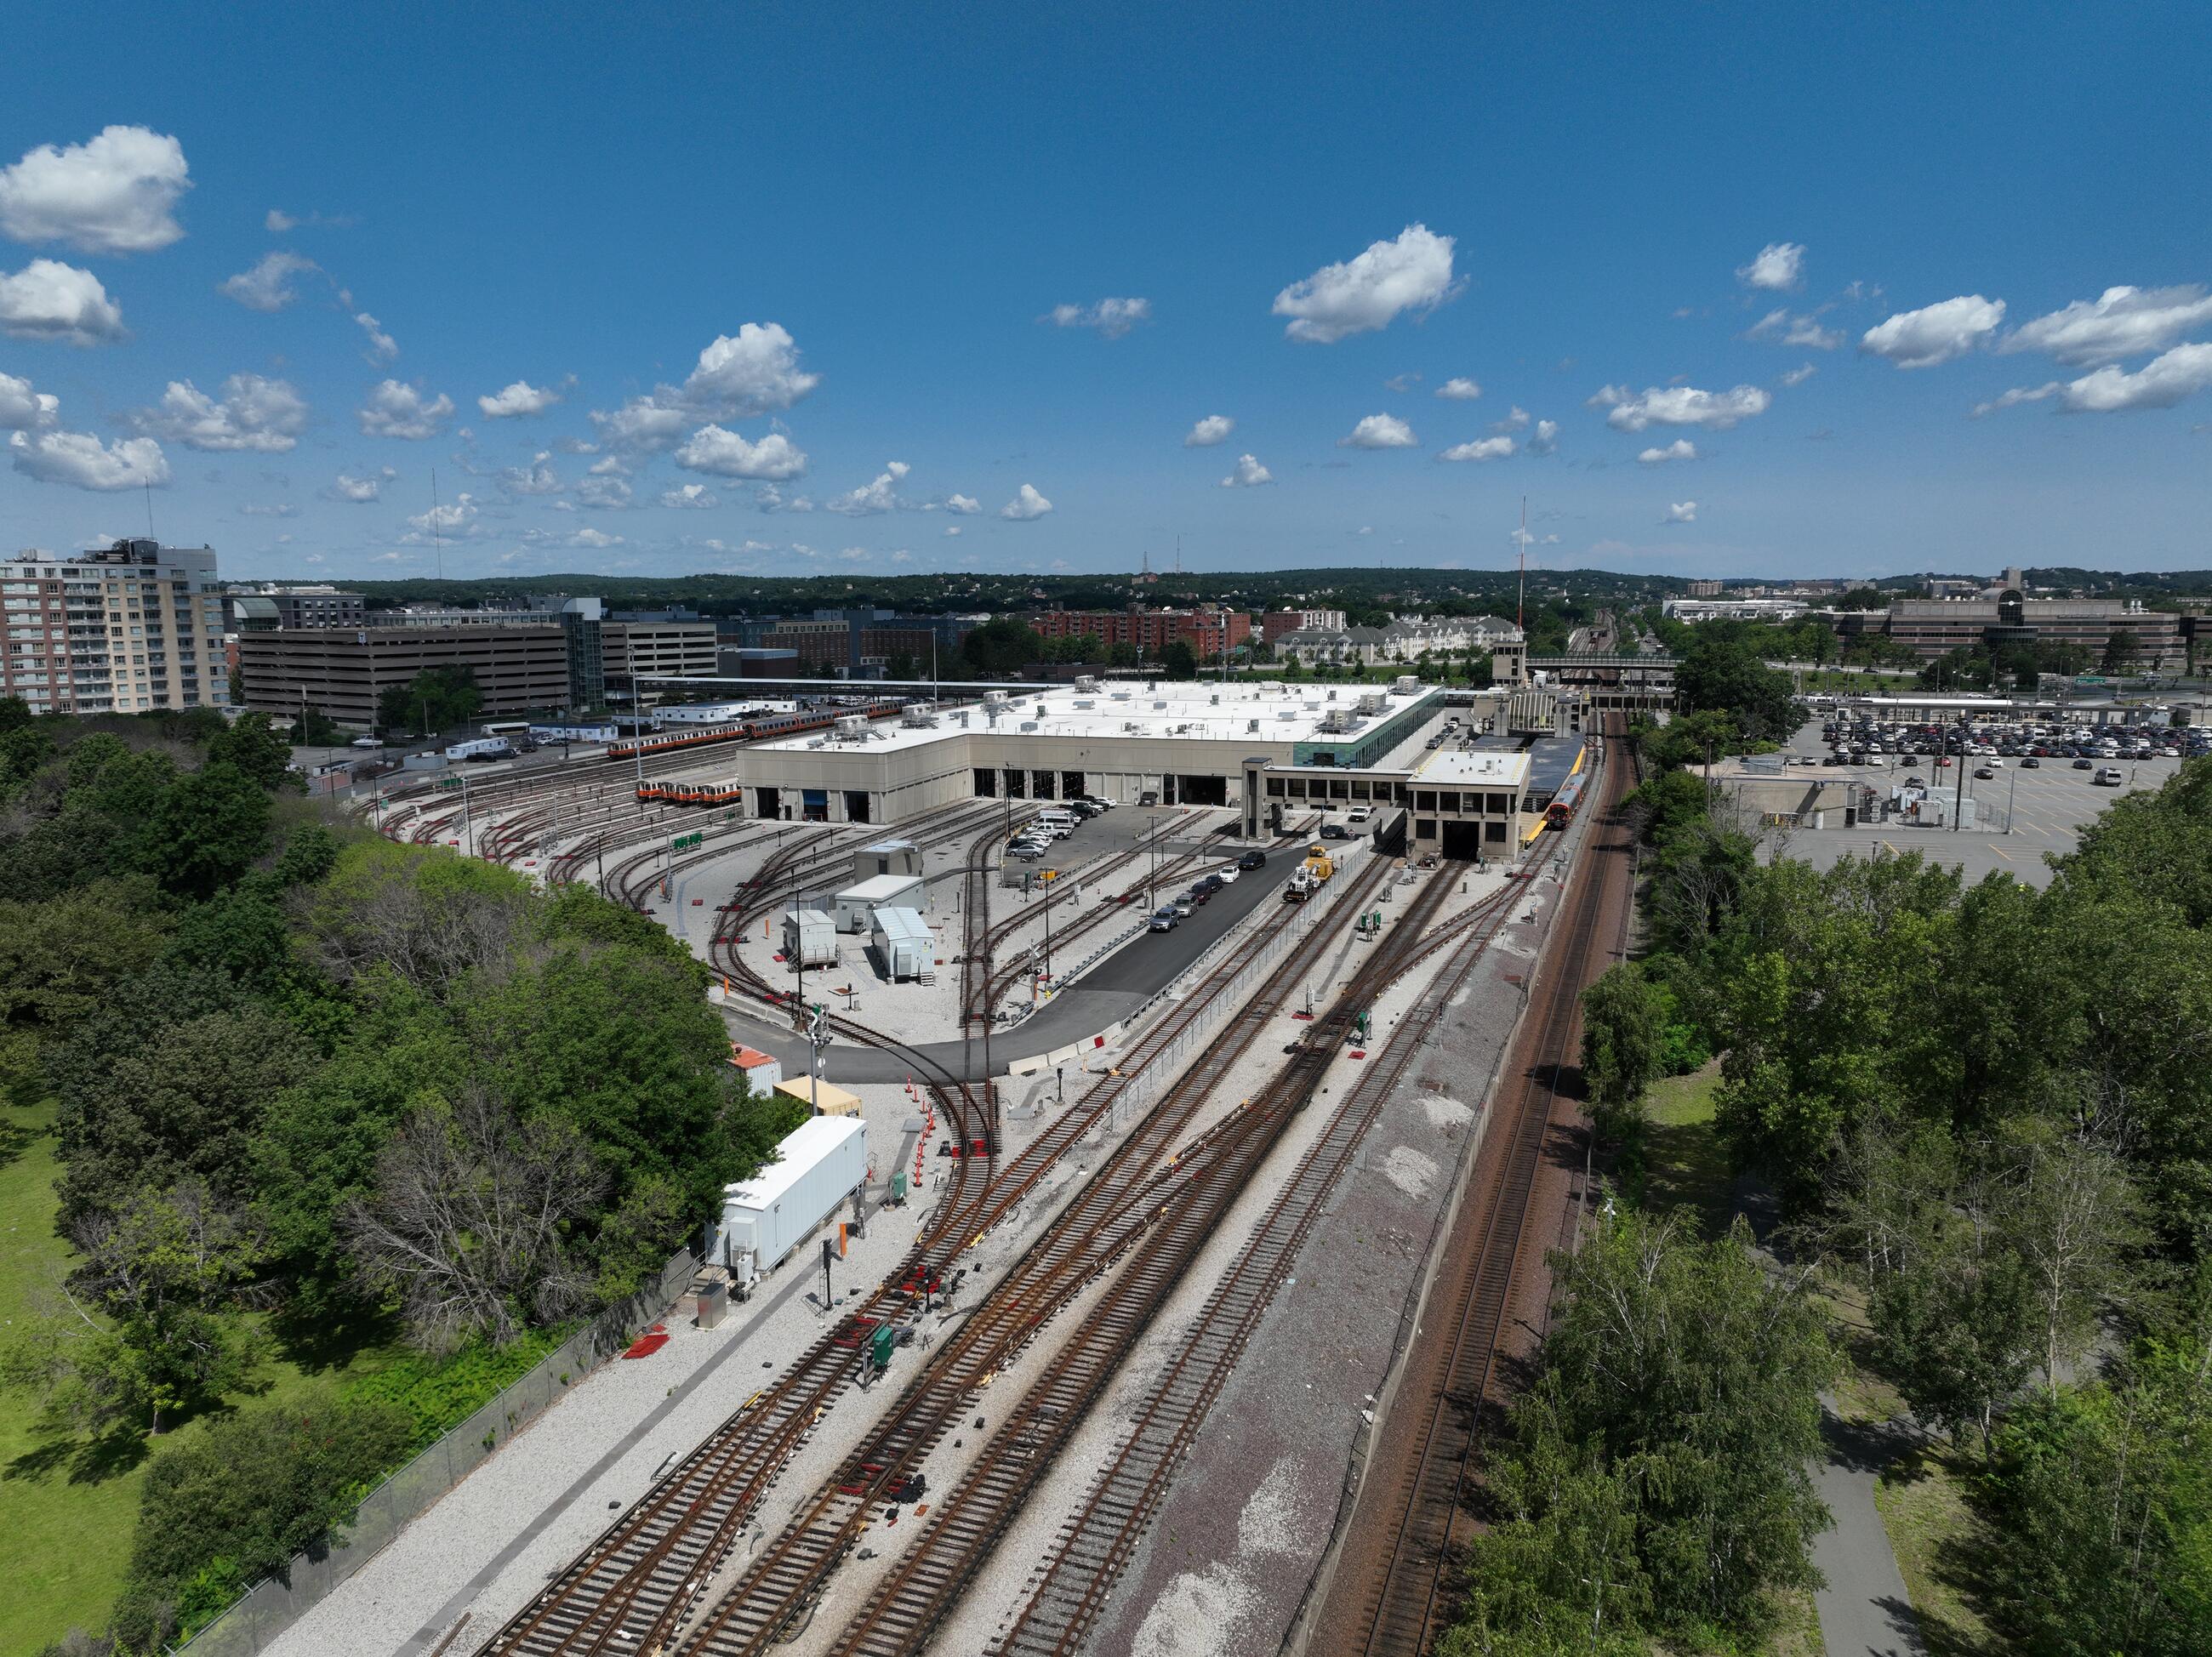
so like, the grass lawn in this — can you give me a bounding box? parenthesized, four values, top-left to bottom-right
(1871, 1443, 1994, 1654)
(0, 1090, 406, 1653)
(1640, 1061, 1735, 1237)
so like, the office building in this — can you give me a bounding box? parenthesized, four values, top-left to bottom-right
(2, 539, 228, 715)
(237, 624, 574, 728)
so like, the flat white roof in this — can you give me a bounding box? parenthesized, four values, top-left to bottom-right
(1413, 748, 1531, 787)
(837, 873, 924, 901)
(722, 1113, 863, 1210)
(753, 679, 1438, 754)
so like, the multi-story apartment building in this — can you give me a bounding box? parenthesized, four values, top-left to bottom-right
(1025, 604, 1252, 660)
(1260, 606, 1347, 638)
(2, 539, 228, 715)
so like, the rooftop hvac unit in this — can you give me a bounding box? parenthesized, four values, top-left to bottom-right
(1210, 692, 1221, 704)
(955, 710, 970, 727)
(1153, 700, 1168, 710)
(1072, 698, 1094, 709)
(1394, 675, 1419, 695)
(1110, 691, 1132, 700)
(1356, 692, 1386, 715)
(1124, 720, 1143, 733)
(983, 690, 1009, 707)
(1074, 674, 1100, 692)
(1277, 709, 1298, 720)
(807, 737, 827, 749)
(1035, 702, 1047, 719)
(899, 701, 938, 726)
(835, 715, 866, 738)
(1247, 719, 1260, 733)
(1020, 720, 1039, 732)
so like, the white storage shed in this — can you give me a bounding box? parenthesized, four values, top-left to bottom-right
(853, 839, 924, 881)
(831, 872, 925, 933)
(869, 907, 934, 981)
(710, 1115, 866, 1279)
(782, 907, 840, 966)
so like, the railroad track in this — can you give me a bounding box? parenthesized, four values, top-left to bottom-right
(1327, 720, 1632, 1657)
(990, 872, 1530, 1655)
(472, 850, 1365, 1657)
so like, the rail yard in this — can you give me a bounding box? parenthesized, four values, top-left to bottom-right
(294, 691, 1633, 1657)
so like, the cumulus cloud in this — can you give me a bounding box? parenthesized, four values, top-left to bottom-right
(237, 501, 298, 518)
(1638, 439, 1698, 464)
(219, 250, 318, 312)
(675, 425, 808, 480)
(1046, 298, 1151, 338)
(591, 393, 689, 452)
(10, 428, 169, 490)
(659, 482, 718, 509)
(1435, 377, 1481, 400)
(999, 483, 1053, 521)
(1340, 413, 1418, 448)
(1185, 414, 1234, 447)
(1736, 242, 1805, 291)
(1438, 436, 1515, 462)
(404, 493, 480, 540)
(1526, 419, 1559, 456)
(1861, 295, 2006, 368)
(1590, 383, 1771, 431)
(1747, 308, 1844, 350)
(2000, 285, 2212, 366)
(683, 322, 819, 413)
(1220, 453, 1273, 487)
(942, 493, 981, 515)
(1493, 405, 1531, 431)
(1664, 501, 1698, 522)
(753, 483, 813, 513)
(2051, 343, 2212, 413)
(358, 379, 454, 439)
(1780, 363, 1819, 388)
(0, 371, 60, 430)
(320, 465, 395, 503)
(567, 526, 624, 549)
(826, 460, 911, 515)
(1273, 223, 1462, 344)
(943, 525, 963, 538)
(0, 126, 190, 254)
(133, 373, 308, 453)
(577, 473, 633, 509)
(498, 452, 562, 495)
(0, 259, 125, 344)
(352, 310, 397, 362)
(478, 379, 562, 419)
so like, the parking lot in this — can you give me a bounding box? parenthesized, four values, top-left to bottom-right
(1761, 719, 2193, 886)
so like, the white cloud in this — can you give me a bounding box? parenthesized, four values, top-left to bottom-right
(357, 379, 454, 440)
(1184, 414, 1234, 447)
(478, 379, 562, 419)
(132, 373, 308, 453)
(943, 525, 962, 538)
(1970, 383, 2061, 417)
(1860, 295, 2006, 368)
(499, 452, 562, 495)
(0, 126, 190, 254)
(1273, 223, 1462, 344)
(353, 310, 397, 362)
(826, 459, 911, 515)
(2054, 343, 2212, 413)
(0, 259, 126, 343)
(577, 474, 633, 510)
(1780, 362, 1819, 388)
(219, 249, 319, 313)
(753, 484, 813, 513)
(2000, 285, 2212, 366)
(590, 393, 690, 452)
(321, 466, 395, 503)
(943, 493, 981, 515)
(1595, 383, 1771, 431)
(1046, 298, 1152, 338)
(1736, 242, 1805, 291)
(659, 482, 719, 509)
(587, 454, 630, 476)
(265, 209, 297, 233)
(675, 425, 808, 480)
(1000, 483, 1053, 521)
(1638, 439, 1698, 464)
(1438, 436, 1515, 462)
(237, 501, 298, 518)
(682, 322, 819, 413)
(10, 428, 169, 490)
(1747, 308, 1844, 350)
(0, 371, 60, 430)
(1527, 419, 1559, 456)
(1493, 405, 1530, 431)
(1664, 501, 1698, 522)
(1340, 413, 1419, 448)
(567, 526, 624, 549)
(405, 493, 480, 540)
(1435, 377, 1481, 400)
(265, 208, 350, 233)
(1220, 453, 1273, 487)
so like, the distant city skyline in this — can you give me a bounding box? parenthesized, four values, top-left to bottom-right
(3, 2, 2208, 583)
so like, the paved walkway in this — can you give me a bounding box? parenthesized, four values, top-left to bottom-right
(1810, 1403, 1923, 1655)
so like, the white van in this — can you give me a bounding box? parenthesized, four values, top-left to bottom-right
(1035, 809, 1077, 834)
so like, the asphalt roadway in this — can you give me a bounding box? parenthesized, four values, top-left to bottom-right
(722, 832, 1306, 1085)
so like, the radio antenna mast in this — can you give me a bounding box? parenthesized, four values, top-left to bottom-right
(1517, 496, 1526, 633)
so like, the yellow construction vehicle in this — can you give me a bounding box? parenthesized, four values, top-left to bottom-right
(1302, 844, 1335, 884)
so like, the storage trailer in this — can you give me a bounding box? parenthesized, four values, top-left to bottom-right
(710, 1114, 867, 1284)
(782, 908, 840, 967)
(869, 906, 933, 981)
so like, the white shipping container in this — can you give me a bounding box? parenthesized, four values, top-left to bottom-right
(783, 908, 841, 966)
(711, 1115, 866, 1277)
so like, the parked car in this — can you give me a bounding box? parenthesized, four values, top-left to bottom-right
(1170, 897, 1194, 917)
(1236, 849, 1267, 871)
(1975, 766, 1996, 780)
(1320, 823, 1354, 840)
(1148, 908, 1179, 932)
(1211, 864, 1240, 884)
(1347, 805, 1374, 823)
(2020, 756, 2040, 768)
(2072, 758, 2095, 770)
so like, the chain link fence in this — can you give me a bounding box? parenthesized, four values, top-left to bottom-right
(168, 1247, 698, 1657)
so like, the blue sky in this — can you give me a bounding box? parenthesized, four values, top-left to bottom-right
(2, 1, 2207, 583)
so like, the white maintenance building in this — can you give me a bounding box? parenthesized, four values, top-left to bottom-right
(710, 1114, 866, 1282)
